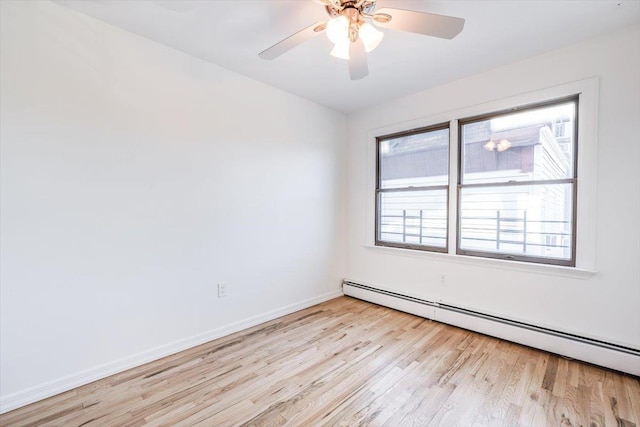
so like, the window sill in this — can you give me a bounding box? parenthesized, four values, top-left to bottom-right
(365, 244, 597, 279)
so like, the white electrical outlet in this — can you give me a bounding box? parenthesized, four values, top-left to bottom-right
(218, 283, 228, 297)
(440, 274, 447, 286)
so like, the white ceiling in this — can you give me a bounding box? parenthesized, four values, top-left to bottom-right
(56, 0, 640, 113)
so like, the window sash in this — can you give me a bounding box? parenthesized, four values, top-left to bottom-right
(375, 124, 450, 252)
(457, 96, 579, 185)
(455, 96, 578, 266)
(456, 181, 577, 266)
(376, 188, 449, 252)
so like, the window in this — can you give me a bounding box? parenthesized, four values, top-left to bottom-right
(458, 97, 578, 266)
(376, 124, 449, 252)
(374, 95, 580, 267)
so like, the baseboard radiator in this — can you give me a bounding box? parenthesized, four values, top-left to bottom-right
(343, 280, 640, 376)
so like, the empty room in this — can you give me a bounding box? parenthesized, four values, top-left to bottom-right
(1, 0, 639, 425)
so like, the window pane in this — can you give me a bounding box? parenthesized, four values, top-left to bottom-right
(459, 183, 573, 261)
(461, 101, 576, 185)
(378, 189, 447, 248)
(380, 128, 449, 189)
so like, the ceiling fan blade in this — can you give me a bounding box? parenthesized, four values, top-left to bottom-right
(259, 21, 326, 60)
(349, 38, 368, 80)
(373, 8, 465, 39)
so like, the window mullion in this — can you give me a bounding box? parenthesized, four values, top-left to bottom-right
(448, 119, 459, 255)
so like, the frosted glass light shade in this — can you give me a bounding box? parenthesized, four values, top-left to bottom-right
(497, 139, 512, 152)
(330, 38, 350, 60)
(484, 140, 496, 151)
(358, 22, 383, 52)
(484, 139, 512, 152)
(326, 16, 349, 44)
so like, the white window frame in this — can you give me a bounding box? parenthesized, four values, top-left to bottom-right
(365, 77, 598, 278)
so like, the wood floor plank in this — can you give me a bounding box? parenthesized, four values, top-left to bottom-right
(624, 375, 640, 425)
(1, 296, 638, 427)
(589, 380, 606, 427)
(552, 356, 570, 398)
(470, 342, 520, 426)
(501, 403, 522, 427)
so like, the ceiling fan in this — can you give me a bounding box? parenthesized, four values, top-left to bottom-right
(258, 0, 465, 80)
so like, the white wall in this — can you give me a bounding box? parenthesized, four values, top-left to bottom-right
(346, 25, 640, 350)
(0, 0, 346, 407)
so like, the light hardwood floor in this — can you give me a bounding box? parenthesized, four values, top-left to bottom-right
(1, 296, 638, 426)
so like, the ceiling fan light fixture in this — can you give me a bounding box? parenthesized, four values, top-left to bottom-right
(484, 140, 496, 151)
(330, 37, 350, 60)
(358, 22, 384, 52)
(497, 139, 512, 152)
(326, 15, 349, 44)
(484, 139, 512, 152)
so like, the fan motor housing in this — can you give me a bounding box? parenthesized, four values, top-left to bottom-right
(325, 0, 377, 18)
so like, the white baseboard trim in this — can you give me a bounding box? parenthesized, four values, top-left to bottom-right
(343, 281, 640, 376)
(0, 289, 343, 415)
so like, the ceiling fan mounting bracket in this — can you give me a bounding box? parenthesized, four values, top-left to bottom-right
(324, 0, 377, 19)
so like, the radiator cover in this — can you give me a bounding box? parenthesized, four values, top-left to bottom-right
(343, 280, 640, 376)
